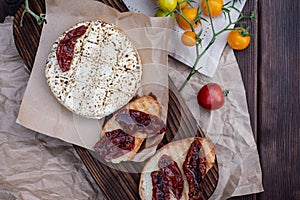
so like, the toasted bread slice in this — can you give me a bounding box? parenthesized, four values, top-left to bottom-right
(139, 137, 216, 200)
(99, 95, 162, 163)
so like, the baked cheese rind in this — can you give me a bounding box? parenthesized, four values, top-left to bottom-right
(45, 20, 142, 119)
(99, 96, 162, 163)
(139, 137, 216, 200)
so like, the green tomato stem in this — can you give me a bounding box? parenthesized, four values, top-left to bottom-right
(20, 0, 47, 27)
(178, 0, 255, 92)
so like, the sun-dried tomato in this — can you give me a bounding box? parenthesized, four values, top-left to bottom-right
(115, 109, 166, 136)
(158, 154, 184, 199)
(183, 140, 207, 200)
(56, 25, 87, 72)
(94, 129, 134, 160)
(151, 170, 170, 200)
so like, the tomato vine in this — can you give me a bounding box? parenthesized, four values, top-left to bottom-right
(20, 0, 47, 27)
(168, 0, 255, 91)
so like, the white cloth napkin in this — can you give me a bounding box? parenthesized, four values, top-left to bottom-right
(123, 0, 246, 77)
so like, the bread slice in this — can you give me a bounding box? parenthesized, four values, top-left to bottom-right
(96, 95, 162, 163)
(139, 137, 216, 200)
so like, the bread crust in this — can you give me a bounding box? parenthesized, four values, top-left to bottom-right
(139, 137, 216, 200)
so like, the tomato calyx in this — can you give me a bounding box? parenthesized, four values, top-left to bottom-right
(223, 89, 229, 97)
(237, 27, 252, 37)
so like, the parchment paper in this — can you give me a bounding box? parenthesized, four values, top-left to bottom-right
(1, 16, 263, 199)
(0, 17, 103, 200)
(1, 1, 263, 199)
(169, 46, 264, 198)
(17, 0, 172, 162)
(119, 0, 264, 198)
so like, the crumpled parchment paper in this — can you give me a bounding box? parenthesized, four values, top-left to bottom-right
(16, 0, 172, 162)
(0, 17, 103, 200)
(1, 1, 263, 200)
(169, 46, 264, 198)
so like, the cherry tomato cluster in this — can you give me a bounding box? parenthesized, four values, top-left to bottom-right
(154, 0, 253, 109)
(155, 0, 251, 50)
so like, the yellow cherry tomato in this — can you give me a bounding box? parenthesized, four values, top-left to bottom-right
(227, 29, 251, 50)
(158, 0, 177, 12)
(181, 31, 197, 46)
(201, 0, 224, 17)
(176, 7, 200, 30)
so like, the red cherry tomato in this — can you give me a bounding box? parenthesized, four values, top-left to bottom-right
(197, 83, 226, 110)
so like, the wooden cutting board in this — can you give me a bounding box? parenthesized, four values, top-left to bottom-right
(13, 0, 218, 199)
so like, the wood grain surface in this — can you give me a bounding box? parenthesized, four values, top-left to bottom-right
(11, 0, 300, 199)
(233, 0, 300, 200)
(256, 0, 299, 199)
(12, 0, 218, 199)
(13, 0, 44, 69)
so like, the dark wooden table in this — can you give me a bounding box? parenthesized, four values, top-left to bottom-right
(1, 0, 299, 199)
(232, 0, 300, 199)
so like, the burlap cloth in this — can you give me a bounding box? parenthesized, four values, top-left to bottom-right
(0, 4, 263, 198)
